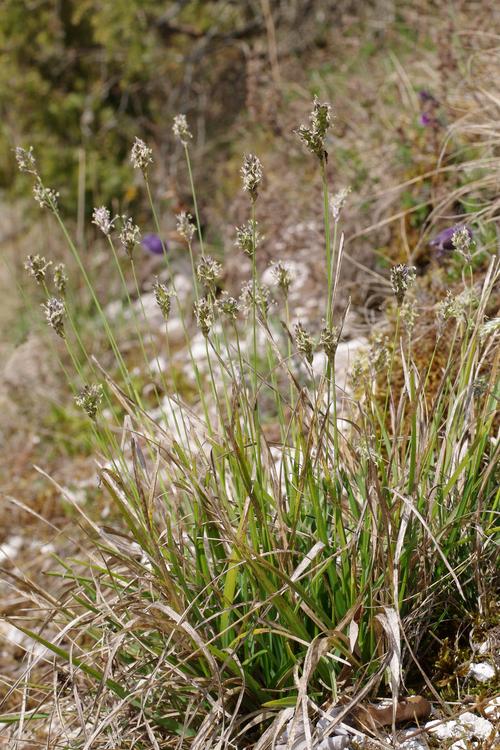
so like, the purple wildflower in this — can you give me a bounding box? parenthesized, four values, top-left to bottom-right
(430, 224, 472, 255)
(418, 89, 440, 129)
(419, 90, 439, 105)
(142, 233, 166, 256)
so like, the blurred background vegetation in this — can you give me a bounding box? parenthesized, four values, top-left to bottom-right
(1, 0, 340, 214)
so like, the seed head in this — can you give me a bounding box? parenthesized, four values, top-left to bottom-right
(176, 211, 196, 243)
(319, 324, 339, 363)
(153, 278, 172, 320)
(330, 186, 351, 222)
(239, 280, 272, 316)
(241, 154, 263, 200)
(451, 226, 475, 262)
(390, 264, 416, 306)
(479, 317, 500, 342)
(53, 263, 68, 294)
(41, 297, 65, 337)
(197, 255, 222, 291)
(92, 206, 114, 236)
(24, 254, 52, 284)
(429, 224, 472, 255)
(217, 291, 239, 320)
(369, 333, 390, 373)
(297, 97, 333, 161)
(194, 297, 214, 337)
(130, 137, 153, 172)
(437, 288, 478, 327)
(270, 260, 294, 297)
(33, 182, 59, 211)
(235, 220, 261, 257)
(172, 114, 192, 145)
(15, 146, 37, 175)
(400, 300, 418, 334)
(119, 217, 141, 258)
(350, 354, 368, 390)
(75, 384, 104, 420)
(294, 322, 315, 365)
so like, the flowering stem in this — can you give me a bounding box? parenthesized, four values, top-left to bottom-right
(250, 200, 263, 473)
(321, 158, 333, 326)
(382, 309, 401, 435)
(143, 175, 212, 432)
(184, 145, 205, 257)
(321, 157, 340, 469)
(52, 211, 139, 400)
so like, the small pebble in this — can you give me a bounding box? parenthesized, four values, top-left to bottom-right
(467, 661, 495, 683)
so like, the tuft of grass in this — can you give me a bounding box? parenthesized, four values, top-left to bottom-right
(2, 98, 499, 750)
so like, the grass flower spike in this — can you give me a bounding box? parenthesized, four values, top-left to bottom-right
(15, 145, 37, 175)
(194, 297, 213, 336)
(24, 254, 52, 284)
(92, 206, 114, 236)
(75, 384, 104, 420)
(390, 263, 416, 306)
(33, 182, 59, 211)
(235, 220, 261, 257)
(239, 279, 271, 315)
(176, 211, 196, 243)
(241, 153, 262, 200)
(41, 297, 65, 337)
(53, 263, 67, 294)
(297, 96, 333, 160)
(153, 278, 172, 320)
(330, 186, 351, 222)
(196, 255, 222, 291)
(172, 114, 192, 145)
(217, 291, 239, 320)
(130, 137, 153, 172)
(319, 324, 339, 363)
(294, 321, 315, 364)
(270, 260, 294, 297)
(119, 216, 141, 258)
(452, 225, 475, 262)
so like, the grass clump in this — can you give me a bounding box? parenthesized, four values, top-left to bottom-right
(2, 100, 499, 750)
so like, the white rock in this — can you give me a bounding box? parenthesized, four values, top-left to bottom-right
(172, 272, 192, 303)
(189, 333, 209, 361)
(312, 350, 327, 375)
(316, 738, 351, 750)
(399, 729, 428, 750)
(133, 291, 164, 328)
(104, 299, 124, 320)
(459, 712, 494, 740)
(166, 316, 185, 346)
(0, 535, 23, 562)
(484, 695, 500, 721)
(468, 661, 495, 682)
(449, 741, 468, 750)
(426, 712, 494, 742)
